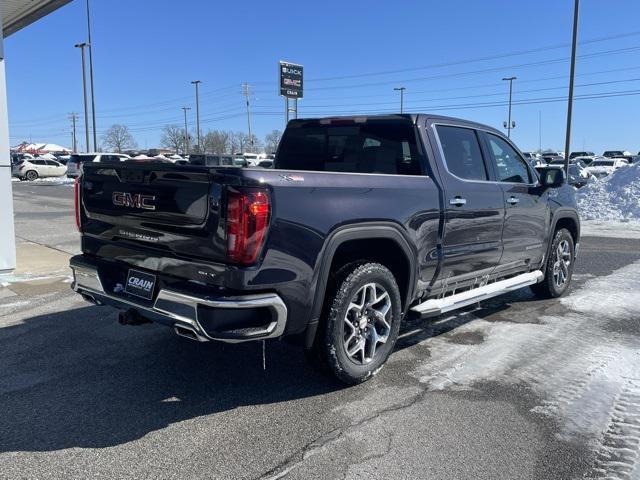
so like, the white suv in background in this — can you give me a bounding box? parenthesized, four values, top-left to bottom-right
(66, 153, 130, 178)
(12, 158, 67, 181)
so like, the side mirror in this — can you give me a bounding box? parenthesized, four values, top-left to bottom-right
(538, 167, 566, 188)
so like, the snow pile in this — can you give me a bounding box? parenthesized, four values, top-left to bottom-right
(576, 162, 640, 221)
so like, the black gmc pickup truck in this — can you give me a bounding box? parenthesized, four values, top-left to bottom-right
(70, 114, 579, 384)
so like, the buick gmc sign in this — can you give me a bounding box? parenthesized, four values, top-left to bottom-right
(279, 61, 303, 98)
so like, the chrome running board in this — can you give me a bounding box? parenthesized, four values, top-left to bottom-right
(411, 270, 544, 316)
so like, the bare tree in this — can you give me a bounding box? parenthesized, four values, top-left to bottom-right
(101, 124, 137, 153)
(202, 130, 231, 154)
(231, 131, 248, 154)
(160, 125, 185, 154)
(245, 134, 263, 154)
(264, 129, 283, 154)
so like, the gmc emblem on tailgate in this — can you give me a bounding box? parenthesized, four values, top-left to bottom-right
(112, 192, 156, 211)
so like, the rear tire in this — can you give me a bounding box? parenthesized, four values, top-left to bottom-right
(25, 170, 38, 181)
(531, 228, 575, 298)
(310, 262, 402, 385)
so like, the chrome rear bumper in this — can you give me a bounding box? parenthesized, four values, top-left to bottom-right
(70, 263, 287, 343)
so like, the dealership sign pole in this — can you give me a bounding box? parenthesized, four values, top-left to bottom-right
(279, 61, 303, 125)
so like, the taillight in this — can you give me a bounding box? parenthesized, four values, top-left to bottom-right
(226, 189, 270, 265)
(74, 177, 81, 231)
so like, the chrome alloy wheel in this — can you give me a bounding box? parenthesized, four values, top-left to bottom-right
(343, 283, 392, 365)
(553, 239, 572, 288)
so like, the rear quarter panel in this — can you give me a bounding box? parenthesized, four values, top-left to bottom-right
(240, 169, 441, 334)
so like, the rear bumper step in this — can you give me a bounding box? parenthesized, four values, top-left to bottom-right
(411, 270, 543, 316)
(70, 261, 287, 343)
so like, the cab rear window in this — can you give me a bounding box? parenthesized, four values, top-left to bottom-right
(275, 119, 422, 175)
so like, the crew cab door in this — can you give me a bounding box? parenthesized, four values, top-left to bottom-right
(429, 124, 505, 289)
(480, 132, 547, 273)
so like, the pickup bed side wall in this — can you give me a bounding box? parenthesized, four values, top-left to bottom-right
(238, 169, 441, 339)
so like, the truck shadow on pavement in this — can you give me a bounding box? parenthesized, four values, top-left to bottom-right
(0, 305, 341, 453)
(0, 288, 544, 453)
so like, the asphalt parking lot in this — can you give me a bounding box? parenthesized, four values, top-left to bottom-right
(2, 181, 640, 480)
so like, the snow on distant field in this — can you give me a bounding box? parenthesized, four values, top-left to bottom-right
(411, 261, 640, 479)
(577, 163, 640, 221)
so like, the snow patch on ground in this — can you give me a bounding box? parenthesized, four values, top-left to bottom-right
(411, 261, 640, 479)
(576, 163, 640, 221)
(11, 175, 75, 186)
(561, 262, 640, 318)
(581, 221, 640, 239)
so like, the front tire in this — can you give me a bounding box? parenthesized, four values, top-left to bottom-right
(313, 263, 402, 385)
(531, 228, 575, 298)
(25, 170, 38, 181)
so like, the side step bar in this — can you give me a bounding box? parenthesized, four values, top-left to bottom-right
(411, 270, 544, 316)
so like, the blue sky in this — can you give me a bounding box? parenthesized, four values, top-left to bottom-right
(5, 0, 640, 153)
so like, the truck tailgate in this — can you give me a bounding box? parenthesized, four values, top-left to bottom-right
(80, 163, 226, 262)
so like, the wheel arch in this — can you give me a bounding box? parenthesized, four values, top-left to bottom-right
(304, 222, 418, 348)
(546, 209, 580, 262)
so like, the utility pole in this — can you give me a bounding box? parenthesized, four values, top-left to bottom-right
(86, 0, 97, 151)
(393, 87, 406, 113)
(242, 83, 253, 151)
(191, 80, 202, 152)
(68, 112, 79, 152)
(181, 106, 191, 155)
(538, 110, 542, 152)
(502, 76, 517, 138)
(75, 43, 90, 153)
(564, 0, 580, 177)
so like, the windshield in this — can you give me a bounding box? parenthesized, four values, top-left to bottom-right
(603, 151, 623, 157)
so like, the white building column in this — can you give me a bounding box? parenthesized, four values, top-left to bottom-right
(0, 11, 17, 274)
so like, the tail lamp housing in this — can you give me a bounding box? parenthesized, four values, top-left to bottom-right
(226, 188, 270, 265)
(74, 177, 81, 231)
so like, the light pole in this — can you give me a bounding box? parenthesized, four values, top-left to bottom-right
(564, 0, 580, 177)
(191, 80, 202, 152)
(394, 87, 406, 113)
(86, 0, 97, 151)
(502, 76, 516, 138)
(75, 43, 90, 152)
(182, 106, 191, 155)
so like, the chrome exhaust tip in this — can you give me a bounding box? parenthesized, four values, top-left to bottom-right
(174, 326, 209, 342)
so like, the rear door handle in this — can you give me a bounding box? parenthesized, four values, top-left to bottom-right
(507, 196, 520, 205)
(449, 196, 467, 207)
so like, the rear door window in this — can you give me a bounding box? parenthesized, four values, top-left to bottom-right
(276, 120, 422, 175)
(435, 125, 488, 181)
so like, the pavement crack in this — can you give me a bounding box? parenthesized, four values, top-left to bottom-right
(257, 388, 427, 480)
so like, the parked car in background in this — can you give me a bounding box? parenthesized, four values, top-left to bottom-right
(257, 159, 274, 168)
(233, 157, 248, 167)
(613, 155, 640, 164)
(188, 154, 235, 167)
(542, 153, 563, 164)
(12, 158, 67, 181)
(567, 163, 592, 188)
(585, 158, 629, 178)
(569, 156, 598, 166)
(242, 153, 260, 166)
(66, 153, 131, 178)
(569, 151, 595, 159)
(602, 150, 629, 158)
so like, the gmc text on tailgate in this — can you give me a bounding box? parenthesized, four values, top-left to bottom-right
(70, 114, 579, 384)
